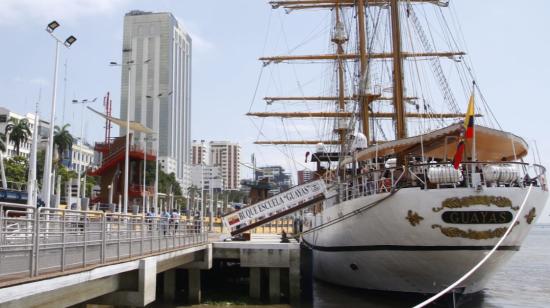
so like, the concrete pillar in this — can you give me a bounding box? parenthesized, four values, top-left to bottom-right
(188, 269, 201, 304)
(163, 269, 176, 302)
(289, 249, 301, 307)
(249, 267, 261, 300)
(269, 268, 280, 304)
(139, 257, 157, 306)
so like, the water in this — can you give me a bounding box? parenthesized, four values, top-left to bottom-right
(187, 225, 550, 307)
(311, 224, 550, 308)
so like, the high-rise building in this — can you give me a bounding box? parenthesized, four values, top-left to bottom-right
(209, 141, 240, 190)
(191, 140, 207, 165)
(297, 170, 316, 185)
(119, 10, 192, 189)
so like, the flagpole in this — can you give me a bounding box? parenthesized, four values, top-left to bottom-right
(472, 81, 477, 164)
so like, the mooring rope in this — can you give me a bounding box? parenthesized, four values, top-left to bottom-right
(413, 184, 534, 308)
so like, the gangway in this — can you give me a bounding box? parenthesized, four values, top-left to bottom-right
(222, 180, 327, 236)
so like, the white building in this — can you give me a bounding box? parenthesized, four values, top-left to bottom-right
(68, 142, 96, 173)
(0, 107, 49, 159)
(209, 141, 240, 190)
(190, 165, 223, 191)
(159, 156, 177, 175)
(120, 10, 192, 190)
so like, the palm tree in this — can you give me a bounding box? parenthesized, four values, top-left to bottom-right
(4, 118, 32, 156)
(54, 124, 74, 162)
(0, 132, 6, 153)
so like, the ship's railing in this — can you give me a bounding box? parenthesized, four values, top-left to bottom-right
(0, 203, 207, 282)
(339, 161, 547, 202)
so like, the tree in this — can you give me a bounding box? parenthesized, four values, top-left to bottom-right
(4, 156, 28, 184)
(36, 149, 45, 187)
(144, 162, 184, 198)
(4, 117, 31, 156)
(0, 132, 6, 152)
(54, 124, 74, 162)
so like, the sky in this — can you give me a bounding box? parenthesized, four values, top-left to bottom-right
(0, 0, 549, 222)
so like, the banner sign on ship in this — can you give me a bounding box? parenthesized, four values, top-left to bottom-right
(222, 180, 326, 230)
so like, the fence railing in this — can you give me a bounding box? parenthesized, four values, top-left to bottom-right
(0, 203, 207, 282)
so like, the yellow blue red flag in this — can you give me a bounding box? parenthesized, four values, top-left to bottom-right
(464, 94, 475, 139)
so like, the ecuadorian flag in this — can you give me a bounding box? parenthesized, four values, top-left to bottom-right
(464, 94, 475, 139)
(452, 138, 465, 170)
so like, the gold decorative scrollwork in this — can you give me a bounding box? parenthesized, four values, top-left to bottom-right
(406, 210, 424, 226)
(525, 208, 536, 224)
(431, 222, 519, 240)
(433, 196, 517, 213)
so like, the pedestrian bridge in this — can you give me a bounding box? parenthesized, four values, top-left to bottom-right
(0, 202, 210, 307)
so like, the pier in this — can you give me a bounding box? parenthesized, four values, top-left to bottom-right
(0, 203, 302, 307)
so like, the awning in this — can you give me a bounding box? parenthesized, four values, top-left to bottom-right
(342, 124, 528, 164)
(87, 107, 155, 134)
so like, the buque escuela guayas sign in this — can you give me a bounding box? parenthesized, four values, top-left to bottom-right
(222, 180, 326, 230)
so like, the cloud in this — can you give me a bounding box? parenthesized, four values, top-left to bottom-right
(29, 78, 49, 86)
(176, 19, 214, 52)
(12, 76, 49, 86)
(0, 0, 129, 25)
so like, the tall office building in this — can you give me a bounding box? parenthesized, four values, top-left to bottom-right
(209, 141, 240, 190)
(119, 10, 192, 189)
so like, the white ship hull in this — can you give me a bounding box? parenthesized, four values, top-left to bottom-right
(303, 186, 548, 294)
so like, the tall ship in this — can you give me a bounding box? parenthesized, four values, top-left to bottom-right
(247, 0, 549, 294)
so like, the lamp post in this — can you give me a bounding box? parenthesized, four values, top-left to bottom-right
(146, 91, 172, 214)
(43, 21, 77, 209)
(201, 161, 205, 232)
(209, 176, 214, 231)
(143, 134, 156, 213)
(72, 98, 96, 210)
(111, 57, 149, 214)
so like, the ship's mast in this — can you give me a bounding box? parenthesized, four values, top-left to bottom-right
(252, 1, 468, 146)
(333, 1, 347, 149)
(356, 0, 370, 144)
(390, 0, 407, 140)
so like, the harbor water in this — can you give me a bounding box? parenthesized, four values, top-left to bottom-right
(309, 224, 550, 308)
(190, 224, 550, 307)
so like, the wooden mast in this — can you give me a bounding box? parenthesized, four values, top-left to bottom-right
(357, 0, 370, 144)
(334, 1, 347, 148)
(390, 0, 406, 140)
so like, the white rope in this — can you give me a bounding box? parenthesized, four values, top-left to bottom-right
(413, 184, 534, 308)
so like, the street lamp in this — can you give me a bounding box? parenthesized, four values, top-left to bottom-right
(143, 134, 156, 214)
(146, 91, 172, 214)
(111, 57, 151, 214)
(43, 21, 77, 209)
(72, 97, 97, 210)
(200, 140, 207, 232)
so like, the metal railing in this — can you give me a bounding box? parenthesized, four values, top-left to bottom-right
(0, 203, 207, 282)
(340, 161, 547, 202)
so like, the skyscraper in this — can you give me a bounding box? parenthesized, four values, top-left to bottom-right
(209, 141, 240, 190)
(191, 140, 207, 165)
(119, 10, 192, 188)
